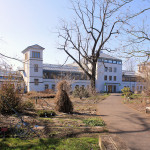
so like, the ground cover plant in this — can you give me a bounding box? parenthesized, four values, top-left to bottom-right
(83, 118, 105, 127)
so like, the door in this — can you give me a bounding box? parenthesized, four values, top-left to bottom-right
(114, 85, 116, 93)
(108, 85, 112, 93)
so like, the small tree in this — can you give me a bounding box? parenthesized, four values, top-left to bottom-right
(121, 87, 132, 98)
(73, 86, 89, 99)
(55, 80, 73, 113)
(0, 83, 22, 114)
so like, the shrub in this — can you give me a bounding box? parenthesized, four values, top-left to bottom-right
(83, 118, 105, 126)
(55, 80, 73, 113)
(73, 87, 89, 99)
(0, 83, 23, 114)
(23, 100, 34, 110)
(37, 110, 56, 117)
(121, 87, 132, 98)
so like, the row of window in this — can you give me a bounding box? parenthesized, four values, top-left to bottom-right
(104, 75, 116, 81)
(25, 51, 41, 60)
(124, 86, 143, 91)
(32, 51, 40, 58)
(105, 67, 117, 72)
(45, 84, 55, 91)
(43, 70, 88, 80)
(98, 58, 122, 64)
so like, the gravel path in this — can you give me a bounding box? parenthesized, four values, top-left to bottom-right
(98, 93, 150, 150)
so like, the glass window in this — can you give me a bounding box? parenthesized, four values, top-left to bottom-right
(113, 60, 117, 64)
(105, 67, 108, 72)
(75, 85, 79, 89)
(132, 86, 135, 91)
(34, 79, 39, 85)
(140, 86, 142, 91)
(32, 51, 40, 58)
(104, 75, 107, 80)
(114, 76, 116, 81)
(52, 84, 55, 91)
(81, 85, 85, 89)
(104, 59, 108, 63)
(45, 84, 49, 90)
(108, 60, 113, 63)
(117, 61, 122, 64)
(34, 64, 38, 72)
(109, 67, 112, 72)
(109, 76, 112, 81)
(114, 67, 117, 72)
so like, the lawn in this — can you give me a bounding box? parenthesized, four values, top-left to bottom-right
(0, 137, 100, 150)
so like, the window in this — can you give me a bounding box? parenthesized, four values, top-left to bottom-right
(109, 67, 112, 72)
(117, 61, 122, 64)
(114, 76, 116, 81)
(32, 51, 40, 58)
(104, 59, 108, 63)
(34, 64, 38, 72)
(132, 86, 135, 91)
(105, 67, 108, 72)
(104, 75, 107, 80)
(108, 59, 113, 63)
(114, 67, 117, 72)
(45, 84, 49, 90)
(137, 86, 139, 91)
(75, 85, 79, 89)
(140, 86, 142, 91)
(34, 79, 39, 85)
(109, 76, 112, 81)
(52, 84, 55, 91)
(113, 60, 117, 64)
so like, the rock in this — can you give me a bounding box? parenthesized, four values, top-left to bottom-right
(146, 107, 150, 114)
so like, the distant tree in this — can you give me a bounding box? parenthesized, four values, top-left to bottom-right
(58, 0, 149, 91)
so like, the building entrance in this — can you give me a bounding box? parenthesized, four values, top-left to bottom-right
(107, 85, 117, 93)
(108, 85, 112, 93)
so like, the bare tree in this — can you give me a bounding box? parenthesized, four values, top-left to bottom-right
(57, 0, 149, 91)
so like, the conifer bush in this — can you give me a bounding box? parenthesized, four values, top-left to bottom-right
(0, 83, 23, 114)
(55, 80, 73, 113)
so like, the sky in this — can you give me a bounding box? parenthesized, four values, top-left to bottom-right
(0, 0, 149, 70)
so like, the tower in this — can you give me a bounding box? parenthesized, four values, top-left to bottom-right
(22, 44, 44, 92)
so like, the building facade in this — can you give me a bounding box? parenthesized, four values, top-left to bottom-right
(21, 44, 144, 93)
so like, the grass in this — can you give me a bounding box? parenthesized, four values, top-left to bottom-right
(0, 137, 100, 150)
(83, 118, 105, 127)
(37, 110, 56, 118)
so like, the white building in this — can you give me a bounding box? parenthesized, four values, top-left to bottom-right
(21, 44, 144, 93)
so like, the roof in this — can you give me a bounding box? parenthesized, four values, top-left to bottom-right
(22, 44, 45, 54)
(43, 64, 83, 72)
(99, 53, 122, 61)
(122, 70, 136, 76)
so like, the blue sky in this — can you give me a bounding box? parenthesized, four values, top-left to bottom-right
(0, 0, 72, 69)
(0, 0, 149, 70)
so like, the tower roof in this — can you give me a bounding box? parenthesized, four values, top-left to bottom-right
(22, 44, 45, 54)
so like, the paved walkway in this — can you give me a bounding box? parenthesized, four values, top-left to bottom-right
(98, 93, 150, 150)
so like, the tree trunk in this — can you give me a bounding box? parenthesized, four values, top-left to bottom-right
(91, 63, 96, 94)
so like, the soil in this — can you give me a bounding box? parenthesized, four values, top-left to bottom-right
(123, 96, 150, 115)
(0, 93, 128, 149)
